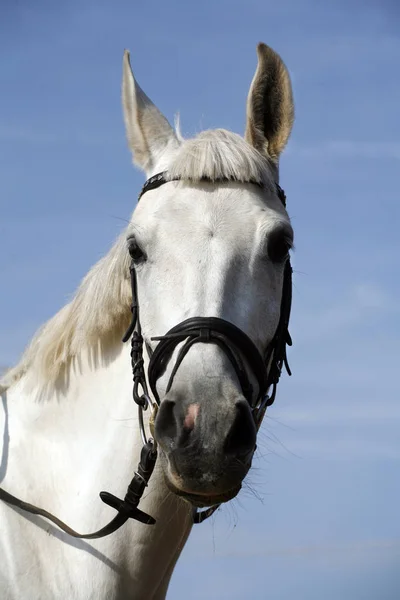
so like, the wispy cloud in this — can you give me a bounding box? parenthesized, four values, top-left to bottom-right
(288, 140, 400, 161)
(293, 281, 397, 344)
(182, 519, 400, 560)
(273, 403, 400, 425)
(284, 438, 400, 460)
(0, 124, 120, 147)
(292, 32, 400, 71)
(216, 537, 400, 560)
(352, 282, 395, 309)
(257, 411, 400, 461)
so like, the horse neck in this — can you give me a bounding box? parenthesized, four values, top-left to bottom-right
(1, 342, 193, 599)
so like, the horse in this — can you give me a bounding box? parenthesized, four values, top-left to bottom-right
(0, 42, 295, 599)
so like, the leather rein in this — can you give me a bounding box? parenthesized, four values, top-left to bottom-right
(0, 172, 293, 536)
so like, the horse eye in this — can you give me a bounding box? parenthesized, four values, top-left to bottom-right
(267, 229, 292, 263)
(127, 238, 146, 262)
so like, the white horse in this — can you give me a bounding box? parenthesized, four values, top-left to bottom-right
(0, 43, 294, 599)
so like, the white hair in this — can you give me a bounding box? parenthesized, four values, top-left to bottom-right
(167, 129, 274, 189)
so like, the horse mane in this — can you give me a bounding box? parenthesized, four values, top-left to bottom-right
(1, 233, 132, 393)
(167, 128, 274, 189)
(0, 129, 273, 393)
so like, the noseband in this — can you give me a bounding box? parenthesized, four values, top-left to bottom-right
(0, 172, 293, 535)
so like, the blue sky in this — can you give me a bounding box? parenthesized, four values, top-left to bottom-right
(1, 0, 399, 598)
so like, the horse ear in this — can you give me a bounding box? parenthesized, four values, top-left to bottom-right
(245, 43, 294, 163)
(122, 50, 179, 173)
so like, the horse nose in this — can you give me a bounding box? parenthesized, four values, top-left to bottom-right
(155, 396, 256, 459)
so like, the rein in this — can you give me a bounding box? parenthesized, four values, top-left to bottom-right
(0, 172, 293, 536)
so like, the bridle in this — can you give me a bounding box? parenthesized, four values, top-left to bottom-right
(0, 172, 293, 536)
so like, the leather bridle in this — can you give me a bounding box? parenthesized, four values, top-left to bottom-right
(0, 172, 293, 535)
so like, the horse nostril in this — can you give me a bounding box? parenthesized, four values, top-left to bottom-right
(154, 399, 177, 448)
(223, 400, 257, 458)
